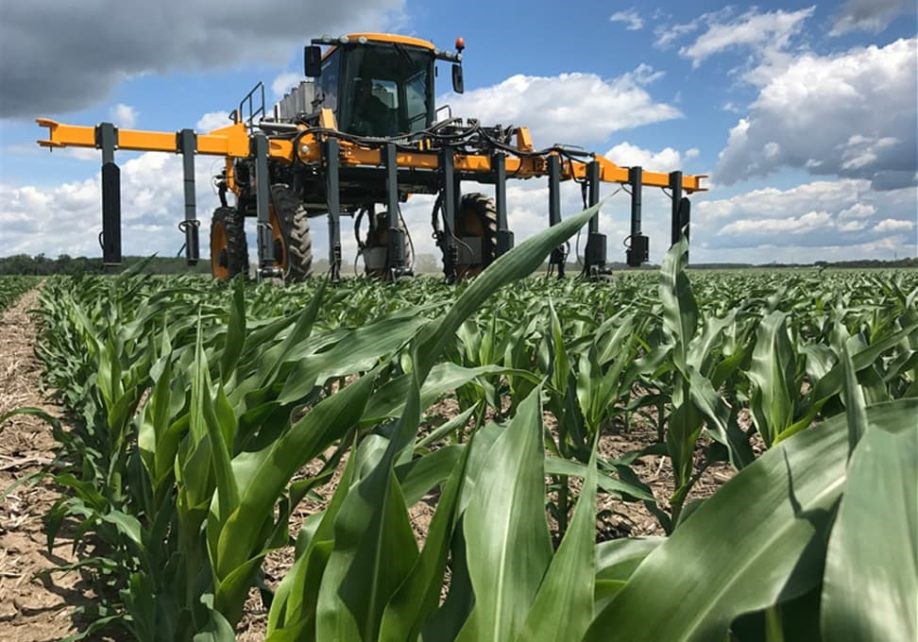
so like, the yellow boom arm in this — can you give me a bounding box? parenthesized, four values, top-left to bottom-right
(36, 118, 705, 193)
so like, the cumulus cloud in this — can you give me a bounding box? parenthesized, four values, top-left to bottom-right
(110, 103, 138, 129)
(1, 149, 225, 257)
(272, 72, 303, 99)
(838, 203, 876, 219)
(444, 67, 680, 147)
(719, 210, 832, 235)
(679, 6, 814, 68)
(874, 218, 915, 232)
(830, 0, 910, 35)
(605, 142, 693, 173)
(694, 177, 917, 256)
(715, 38, 918, 190)
(0, 0, 404, 118)
(610, 9, 644, 31)
(838, 220, 868, 232)
(195, 111, 234, 132)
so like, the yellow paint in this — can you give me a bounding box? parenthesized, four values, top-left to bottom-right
(35, 118, 706, 193)
(344, 33, 436, 51)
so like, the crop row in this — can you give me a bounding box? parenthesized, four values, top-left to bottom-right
(8, 214, 917, 641)
(0, 275, 39, 312)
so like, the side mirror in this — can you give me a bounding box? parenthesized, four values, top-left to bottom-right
(451, 64, 464, 94)
(304, 45, 322, 77)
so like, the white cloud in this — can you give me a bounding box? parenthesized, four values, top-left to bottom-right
(693, 235, 913, 264)
(838, 219, 868, 232)
(605, 142, 688, 173)
(719, 210, 832, 235)
(716, 38, 918, 190)
(838, 203, 876, 219)
(272, 72, 302, 99)
(653, 8, 730, 50)
(699, 179, 870, 221)
(0, 110, 235, 257)
(679, 6, 814, 68)
(693, 177, 917, 259)
(196, 111, 233, 132)
(109, 103, 137, 129)
(610, 9, 644, 31)
(444, 67, 680, 147)
(874, 218, 915, 232)
(830, 0, 909, 35)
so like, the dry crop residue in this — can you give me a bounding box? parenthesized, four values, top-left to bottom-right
(0, 288, 87, 641)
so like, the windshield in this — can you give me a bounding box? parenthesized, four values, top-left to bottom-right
(342, 45, 433, 136)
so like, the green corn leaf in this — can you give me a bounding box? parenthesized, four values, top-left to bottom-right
(456, 387, 552, 642)
(517, 443, 598, 642)
(748, 311, 797, 447)
(209, 371, 378, 625)
(219, 278, 246, 380)
(415, 204, 599, 380)
(267, 450, 360, 636)
(315, 371, 422, 642)
(584, 398, 918, 642)
(660, 236, 698, 371)
(593, 537, 664, 612)
(379, 433, 473, 641)
(277, 312, 427, 404)
(840, 341, 868, 456)
(544, 456, 655, 502)
(820, 402, 917, 642)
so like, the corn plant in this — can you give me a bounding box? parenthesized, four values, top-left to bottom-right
(0, 275, 38, 311)
(5, 217, 916, 640)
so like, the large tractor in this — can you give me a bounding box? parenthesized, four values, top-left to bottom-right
(37, 33, 705, 282)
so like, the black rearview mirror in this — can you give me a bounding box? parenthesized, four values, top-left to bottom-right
(304, 45, 322, 77)
(451, 64, 464, 94)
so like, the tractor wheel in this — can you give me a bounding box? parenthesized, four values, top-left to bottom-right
(270, 185, 313, 281)
(455, 192, 498, 278)
(363, 212, 410, 280)
(210, 206, 249, 280)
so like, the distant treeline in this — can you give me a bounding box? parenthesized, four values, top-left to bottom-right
(0, 254, 212, 275)
(0, 253, 914, 276)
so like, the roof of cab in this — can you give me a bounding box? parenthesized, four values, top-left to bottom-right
(344, 33, 437, 51)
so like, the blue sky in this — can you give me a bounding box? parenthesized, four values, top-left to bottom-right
(1, 0, 915, 264)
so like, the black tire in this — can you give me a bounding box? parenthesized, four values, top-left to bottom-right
(270, 185, 313, 281)
(210, 206, 249, 280)
(456, 192, 498, 278)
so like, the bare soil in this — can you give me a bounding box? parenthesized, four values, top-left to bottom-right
(0, 288, 91, 641)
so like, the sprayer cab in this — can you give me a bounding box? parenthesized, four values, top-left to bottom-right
(303, 33, 464, 138)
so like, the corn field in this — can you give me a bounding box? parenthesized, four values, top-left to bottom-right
(0, 275, 38, 312)
(4, 212, 917, 641)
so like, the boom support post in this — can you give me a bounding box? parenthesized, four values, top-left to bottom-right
(583, 159, 611, 278)
(97, 122, 121, 266)
(325, 137, 342, 283)
(178, 128, 200, 266)
(440, 149, 459, 282)
(384, 143, 411, 280)
(547, 154, 565, 278)
(626, 166, 648, 267)
(252, 132, 278, 278)
(492, 152, 514, 256)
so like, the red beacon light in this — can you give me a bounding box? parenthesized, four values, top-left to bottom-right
(455, 37, 465, 52)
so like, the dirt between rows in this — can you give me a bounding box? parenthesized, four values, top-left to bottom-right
(0, 288, 88, 641)
(0, 287, 734, 640)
